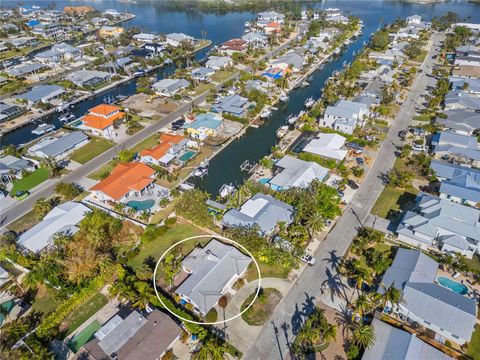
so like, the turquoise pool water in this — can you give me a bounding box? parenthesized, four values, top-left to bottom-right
(258, 177, 271, 185)
(437, 276, 468, 295)
(0, 300, 15, 324)
(178, 150, 197, 163)
(126, 199, 155, 211)
(70, 120, 83, 127)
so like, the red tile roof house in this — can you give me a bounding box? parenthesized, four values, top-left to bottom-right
(80, 104, 125, 140)
(264, 21, 282, 34)
(139, 133, 188, 168)
(220, 38, 247, 55)
(90, 162, 156, 204)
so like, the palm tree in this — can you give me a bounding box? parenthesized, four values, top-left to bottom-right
(305, 211, 324, 239)
(351, 266, 372, 293)
(193, 336, 227, 360)
(132, 281, 154, 310)
(354, 294, 373, 317)
(352, 324, 375, 349)
(321, 322, 337, 343)
(376, 283, 404, 310)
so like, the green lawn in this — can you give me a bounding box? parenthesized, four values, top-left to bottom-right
(190, 83, 214, 96)
(7, 209, 38, 234)
(70, 137, 115, 164)
(370, 186, 418, 220)
(465, 254, 480, 272)
(31, 285, 62, 318)
(413, 50, 428, 63)
(10, 168, 49, 194)
(468, 326, 480, 360)
(63, 293, 108, 336)
(245, 261, 290, 282)
(131, 134, 160, 153)
(211, 69, 237, 83)
(128, 222, 207, 270)
(68, 320, 101, 353)
(88, 160, 117, 180)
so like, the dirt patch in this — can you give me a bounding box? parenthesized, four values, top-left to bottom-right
(120, 93, 179, 119)
(241, 288, 282, 326)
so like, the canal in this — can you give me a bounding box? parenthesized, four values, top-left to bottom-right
(3, 1, 480, 194)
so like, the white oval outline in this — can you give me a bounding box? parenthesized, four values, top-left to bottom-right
(153, 234, 262, 325)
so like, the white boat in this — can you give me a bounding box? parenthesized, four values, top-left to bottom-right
(300, 81, 309, 87)
(276, 125, 289, 139)
(219, 184, 235, 198)
(286, 114, 298, 125)
(245, 21, 251, 28)
(279, 94, 289, 103)
(304, 97, 315, 108)
(59, 112, 75, 123)
(56, 103, 68, 113)
(32, 123, 54, 135)
(193, 166, 208, 177)
(260, 109, 272, 119)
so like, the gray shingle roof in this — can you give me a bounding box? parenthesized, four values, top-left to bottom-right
(325, 99, 368, 119)
(7, 63, 46, 77)
(30, 131, 88, 158)
(432, 131, 480, 160)
(444, 90, 480, 111)
(15, 84, 65, 103)
(430, 160, 480, 202)
(212, 94, 249, 116)
(272, 52, 305, 69)
(176, 239, 252, 315)
(438, 109, 480, 133)
(152, 78, 189, 93)
(269, 155, 329, 189)
(0, 155, 31, 174)
(222, 193, 294, 234)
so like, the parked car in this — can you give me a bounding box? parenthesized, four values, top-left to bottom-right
(323, 219, 333, 227)
(412, 144, 428, 152)
(337, 189, 345, 197)
(300, 253, 316, 266)
(12, 190, 29, 200)
(345, 142, 363, 150)
(356, 157, 365, 165)
(347, 179, 359, 189)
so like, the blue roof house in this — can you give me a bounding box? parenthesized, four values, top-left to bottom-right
(183, 113, 223, 140)
(211, 94, 252, 117)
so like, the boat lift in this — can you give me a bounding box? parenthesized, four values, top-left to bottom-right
(240, 160, 256, 174)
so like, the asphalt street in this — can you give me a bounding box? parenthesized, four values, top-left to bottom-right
(242, 32, 444, 360)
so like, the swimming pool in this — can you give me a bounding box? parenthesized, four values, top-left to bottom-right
(258, 177, 271, 185)
(69, 120, 83, 128)
(178, 150, 197, 163)
(126, 199, 155, 211)
(437, 276, 468, 295)
(0, 300, 15, 324)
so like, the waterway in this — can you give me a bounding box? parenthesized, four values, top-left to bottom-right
(3, 0, 480, 194)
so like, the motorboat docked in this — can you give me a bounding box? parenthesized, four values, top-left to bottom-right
(219, 183, 235, 198)
(32, 123, 54, 135)
(276, 125, 289, 139)
(56, 103, 69, 113)
(304, 97, 315, 108)
(260, 109, 272, 119)
(300, 81, 309, 87)
(279, 94, 289, 103)
(59, 111, 75, 123)
(133, 69, 147, 77)
(193, 164, 208, 177)
(286, 114, 298, 125)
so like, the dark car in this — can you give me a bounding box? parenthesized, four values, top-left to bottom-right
(398, 130, 408, 140)
(356, 157, 365, 165)
(347, 179, 359, 189)
(345, 142, 363, 150)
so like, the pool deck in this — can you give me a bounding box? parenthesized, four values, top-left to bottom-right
(436, 268, 480, 301)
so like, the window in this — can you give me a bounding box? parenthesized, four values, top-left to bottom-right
(452, 334, 459, 339)
(424, 320, 431, 325)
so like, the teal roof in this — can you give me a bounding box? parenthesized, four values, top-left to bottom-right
(184, 113, 222, 130)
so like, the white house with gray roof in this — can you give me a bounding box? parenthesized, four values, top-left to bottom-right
(257, 11, 285, 23)
(211, 94, 252, 117)
(34, 42, 81, 64)
(450, 76, 480, 95)
(205, 55, 232, 70)
(28, 131, 89, 159)
(222, 193, 294, 235)
(320, 99, 369, 134)
(438, 109, 480, 135)
(271, 52, 305, 72)
(432, 131, 480, 167)
(396, 193, 480, 258)
(444, 90, 480, 112)
(152, 78, 189, 97)
(15, 84, 65, 105)
(175, 239, 252, 315)
(165, 33, 194, 47)
(269, 155, 329, 190)
(0, 155, 35, 181)
(303, 133, 348, 161)
(65, 70, 111, 88)
(241, 32, 267, 48)
(18, 202, 91, 254)
(362, 318, 453, 360)
(379, 248, 477, 346)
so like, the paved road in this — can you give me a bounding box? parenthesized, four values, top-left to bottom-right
(242, 32, 444, 360)
(0, 25, 307, 228)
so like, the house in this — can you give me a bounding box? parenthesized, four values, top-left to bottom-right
(212, 94, 251, 117)
(65, 70, 111, 88)
(76, 309, 182, 360)
(245, 79, 274, 94)
(152, 78, 189, 97)
(406, 14, 422, 25)
(182, 113, 223, 140)
(302, 133, 348, 161)
(379, 248, 477, 345)
(455, 45, 480, 59)
(0, 155, 35, 181)
(99, 56, 133, 71)
(444, 90, 480, 111)
(0, 266, 9, 288)
(176, 239, 252, 315)
(222, 193, 294, 235)
(205, 56, 232, 70)
(165, 33, 194, 47)
(271, 52, 305, 72)
(0, 102, 24, 123)
(430, 160, 480, 207)
(140, 133, 188, 167)
(242, 32, 268, 48)
(6, 63, 47, 78)
(31, 23, 63, 38)
(257, 11, 285, 24)
(191, 67, 215, 82)
(98, 26, 124, 38)
(34, 42, 82, 64)
(362, 318, 453, 360)
(221, 38, 247, 54)
(264, 22, 282, 34)
(449, 76, 480, 94)
(90, 162, 156, 203)
(18, 202, 91, 254)
(143, 42, 165, 54)
(437, 109, 480, 135)
(132, 33, 158, 42)
(396, 193, 480, 258)
(431, 131, 480, 167)
(7, 37, 36, 49)
(452, 65, 480, 79)
(28, 132, 89, 159)
(268, 155, 329, 190)
(15, 85, 65, 105)
(320, 100, 369, 134)
(80, 104, 124, 139)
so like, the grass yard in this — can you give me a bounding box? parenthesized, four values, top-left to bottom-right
(370, 186, 418, 220)
(68, 320, 101, 353)
(10, 167, 49, 194)
(468, 327, 480, 360)
(357, 242, 393, 269)
(7, 209, 38, 234)
(31, 285, 62, 318)
(211, 69, 237, 83)
(191, 82, 214, 96)
(245, 261, 290, 282)
(128, 222, 207, 270)
(413, 50, 428, 63)
(61, 293, 108, 336)
(241, 288, 282, 326)
(70, 137, 114, 164)
(131, 134, 160, 153)
(88, 160, 117, 180)
(465, 254, 480, 273)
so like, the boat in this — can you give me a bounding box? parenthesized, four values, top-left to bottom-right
(244, 21, 251, 28)
(279, 94, 289, 103)
(219, 184, 235, 198)
(59, 112, 75, 123)
(133, 69, 147, 77)
(304, 97, 315, 108)
(300, 81, 309, 87)
(32, 123, 54, 135)
(193, 165, 208, 177)
(276, 125, 289, 139)
(104, 94, 115, 104)
(116, 94, 127, 102)
(56, 103, 68, 113)
(286, 114, 298, 125)
(260, 109, 272, 119)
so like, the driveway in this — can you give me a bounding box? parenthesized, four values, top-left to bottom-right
(242, 33, 444, 360)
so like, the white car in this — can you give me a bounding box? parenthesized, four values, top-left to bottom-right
(300, 253, 316, 266)
(412, 144, 428, 152)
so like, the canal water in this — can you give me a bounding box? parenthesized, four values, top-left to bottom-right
(3, 1, 480, 194)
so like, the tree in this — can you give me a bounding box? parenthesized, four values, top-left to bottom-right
(370, 30, 389, 51)
(34, 198, 53, 219)
(352, 324, 375, 349)
(354, 294, 373, 317)
(403, 42, 422, 60)
(162, 253, 180, 286)
(387, 168, 413, 188)
(41, 157, 61, 176)
(408, 152, 431, 177)
(376, 283, 404, 310)
(54, 182, 82, 201)
(61, 237, 105, 284)
(118, 149, 136, 162)
(174, 189, 213, 228)
(305, 210, 324, 239)
(193, 335, 227, 360)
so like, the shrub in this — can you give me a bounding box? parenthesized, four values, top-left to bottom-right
(164, 217, 177, 226)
